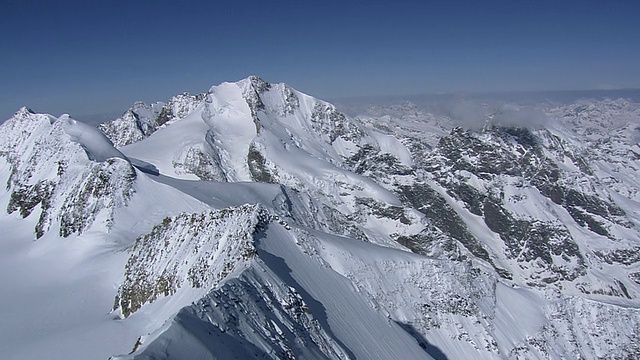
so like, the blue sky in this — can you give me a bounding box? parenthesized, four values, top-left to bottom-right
(1, 0, 639, 120)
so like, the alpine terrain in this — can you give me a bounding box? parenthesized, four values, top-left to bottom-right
(1, 76, 640, 359)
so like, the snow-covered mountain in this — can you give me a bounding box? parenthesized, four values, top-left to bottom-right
(1, 77, 640, 359)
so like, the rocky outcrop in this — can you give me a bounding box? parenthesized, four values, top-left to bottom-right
(114, 204, 268, 317)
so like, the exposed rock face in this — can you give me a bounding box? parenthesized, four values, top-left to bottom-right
(114, 205, 268, 317)
(100, 93, 206, 147)
(133, 264, 356, 360)
(372, 122, 635, 291)
(57, 158, 136, 237)
(1, 108, 136, 239)
(309, 101, 366, 144)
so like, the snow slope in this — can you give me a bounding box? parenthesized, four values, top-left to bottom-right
(120, 223, 434, 360)
(2, 79, 640, 359)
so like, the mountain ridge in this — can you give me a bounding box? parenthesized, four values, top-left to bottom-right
(1, 76, 640, 359)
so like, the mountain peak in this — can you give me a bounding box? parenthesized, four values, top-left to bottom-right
(241, 74, 269, 87)
(211, 75, 272, 96)
(7, 106, 56, 126)
(16, 106, 35, 115)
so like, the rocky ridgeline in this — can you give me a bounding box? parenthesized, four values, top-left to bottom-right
(1, 108, 136, 239)
(349, 101, 639, 296)
(114, 204, 270, 317)
(134, 266, 354, 359)
(100, 92, 206, 147)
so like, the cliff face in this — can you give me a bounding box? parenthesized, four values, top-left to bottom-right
(114, 204, 266, 318)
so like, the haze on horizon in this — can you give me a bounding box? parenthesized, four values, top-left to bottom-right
(1, 0, 639, 121)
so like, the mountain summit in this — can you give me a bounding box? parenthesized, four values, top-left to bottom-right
(1, 77, 639, 359)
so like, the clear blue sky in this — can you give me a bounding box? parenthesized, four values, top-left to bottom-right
(1, 0, 639, 120)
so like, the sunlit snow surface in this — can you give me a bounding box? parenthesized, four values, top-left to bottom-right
(62, 115, 128, 162)
(1, 82, 640, 359)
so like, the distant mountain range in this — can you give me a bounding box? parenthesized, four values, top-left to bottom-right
(1, 76, 639, 359)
